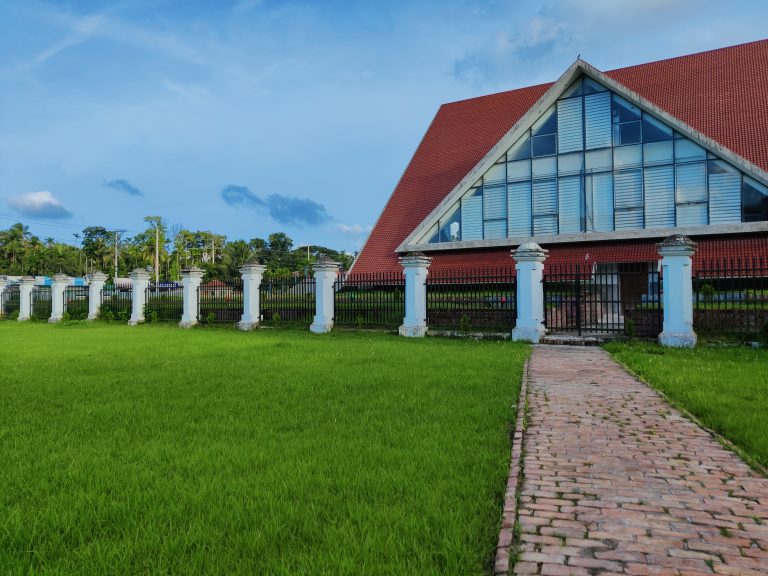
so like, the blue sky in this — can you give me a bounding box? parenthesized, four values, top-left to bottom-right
(1, 0, 766, 251)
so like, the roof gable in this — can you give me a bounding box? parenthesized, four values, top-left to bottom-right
(352, 40, 768, 274)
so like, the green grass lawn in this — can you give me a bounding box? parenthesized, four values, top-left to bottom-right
(605, 341, 768, 471)
(0, 322, 528, 575)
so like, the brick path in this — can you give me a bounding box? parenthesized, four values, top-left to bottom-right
(512, 345, 768, 576)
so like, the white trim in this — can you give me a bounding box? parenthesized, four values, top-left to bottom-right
(405, 221, 768, 253)
(398, 58, 768, 253)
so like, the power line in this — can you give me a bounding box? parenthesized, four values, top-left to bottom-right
(0, 211, 142, 235)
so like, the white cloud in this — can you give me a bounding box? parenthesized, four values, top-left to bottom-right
(337, 223, 372, 235)
(8, 190, 73, 219)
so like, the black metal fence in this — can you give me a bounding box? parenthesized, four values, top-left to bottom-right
(100, 286, 132, 321)
(260, 275, 315, 325)
(1, 287, 20, 318)
(64, 286, 90, 320)
(426, 268, 516, 332)
(198, 278, 244, 324)
(30, 286, 52, 320)
(544, 263, 662, 337)
(145, 283, 183, 322)
(693, 258, 768, 336)
(334, 272, 405, 328)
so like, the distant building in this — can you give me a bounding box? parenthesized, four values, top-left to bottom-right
(352, 41, 768, 275)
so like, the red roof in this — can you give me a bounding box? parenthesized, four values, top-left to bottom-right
(354, 40, 768, 274)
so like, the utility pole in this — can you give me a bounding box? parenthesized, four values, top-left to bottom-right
(112, 229, 125, 283)
(155, 226, 160, 285)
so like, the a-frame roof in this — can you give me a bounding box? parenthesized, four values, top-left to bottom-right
(352, 39, 768, 274)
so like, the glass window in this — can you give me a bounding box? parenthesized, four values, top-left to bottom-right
(484, 162, 506, 185)
(613, 121, 641, 145)
(676, 162, 707, 204)
(585, 92, 612, 149)
(507, 159, 531, 181)
(643, 141, 673, 165)
(613, 144, 642, 168)
(507, 134, 531, 161)
(642, 114, 673, 142)
(461, 190, 483, 241)
(560, 77, 583, 99)
(558, 152, 584, 175)
(532, 106, 557, 136)
(675, 138, 706, 162)
(421, 223, 438, 244)
(484, 219, 507, 239)
(557, 97, 583, 153)
(708, 160, 741, 225)
(743, 176, 768, 222)
(583, 76, 607, 94)
(532, 156, 557, 178)
(612, 95, 641, 123)
(585, 148, 612, 172)
(483, 185, 506, 220)
(532, 134, 556, 157)
(438, 203, 461, 242)
(508, 181, 532, 236)
(558, 176, 582, 234)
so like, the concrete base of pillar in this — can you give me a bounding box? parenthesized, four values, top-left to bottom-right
(87, 314, 98, 321)
(310, 321, 333, 334)
(48, 317, 62, 324)
(178, 319, 197, 329)
(512, 325, 546, 343)
(658, 330, 697, 348)
(128, 318, 144, 326)
(399, 324, 427, 337)
(17, 316, 29, 322)
(238, 320, 259, 331)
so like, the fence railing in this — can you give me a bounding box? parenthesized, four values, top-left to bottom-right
(1, 287, 20, 318)
(145, 284, 183, 322)
(426, 268, 516, 332)
(198, 278, 244, 324)
(64, 286, 90, 320)
(30, 286, 52, 321)
(693, 258, 768, 336)
(334, 272, 405, 328)
(100, 286, 133, 321)
(260, 275, 315, 325)
(544, 263, 662, 337)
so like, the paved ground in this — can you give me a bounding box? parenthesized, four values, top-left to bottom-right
(513, 345, 768, 576)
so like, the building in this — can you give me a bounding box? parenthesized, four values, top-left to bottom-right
(352, 40, 768, 277)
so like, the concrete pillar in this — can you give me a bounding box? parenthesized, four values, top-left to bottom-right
(17, 276, 35, 321)
(179, 267, 205, 328)
(310, 256, 340, 334)
(0, 276, 7, 318)
(398, 252, 432, 337)
(87, 271, 108, 320)
(49, 273, 70, 323)
(238, 261, 266, 331)
(658, 235, 697, 348)
(511, 242, 549, 343)
(128, 268, 150, 326)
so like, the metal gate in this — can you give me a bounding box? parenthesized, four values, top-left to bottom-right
(543, 263, 661, 336)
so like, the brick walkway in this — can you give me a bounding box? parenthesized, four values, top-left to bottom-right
(512, 345, 768, 576)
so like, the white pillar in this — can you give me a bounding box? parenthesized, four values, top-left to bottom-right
(0, 276, 7, 318)
(238, 261, 266, 331)
(17, 276, 35, 321)
(49, 273, 70, 323)
(658, 235, 697, 348)
(398, 252, 432, 337)
(179, 267, 205, 328)
(87, 271, 108, 320)
(128, 268, 150, 326)
(512, 242, 548, 343)
(310, 257, 340, 334)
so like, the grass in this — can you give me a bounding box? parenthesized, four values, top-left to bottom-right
(604, 341, 768, 470)
(0, 322, 528, 575)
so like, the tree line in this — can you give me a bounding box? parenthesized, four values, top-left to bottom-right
(0, 217, 356, 281)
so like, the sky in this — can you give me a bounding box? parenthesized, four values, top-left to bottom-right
(1, 0, 767, 252)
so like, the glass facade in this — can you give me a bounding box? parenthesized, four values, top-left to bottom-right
(422, 75, 767, 245)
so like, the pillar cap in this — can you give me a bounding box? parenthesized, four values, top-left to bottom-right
(512, 242, 548, 262)
(313, 254, 340, 271)
(181, 266, 206, 278)
(398, 252, 432, 268)
(18, 276, 36, 285)
(88, 271, 108, 282)
(129, 268, 150, 280)
(52, 272, 70, 283)
(240, 260, 267, 274)
(658, 234, 697, 257)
